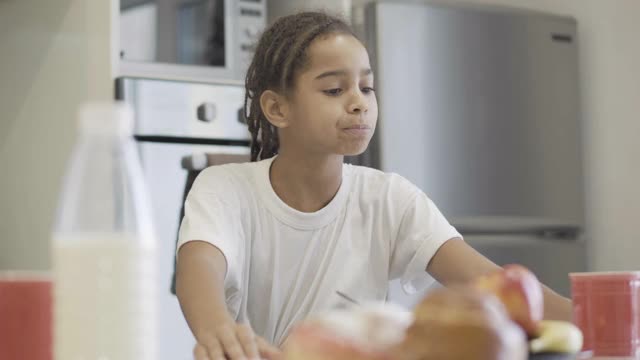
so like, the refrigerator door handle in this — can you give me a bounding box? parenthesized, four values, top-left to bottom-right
(457, 226, 581, 239)
(452, 217, 582, 239)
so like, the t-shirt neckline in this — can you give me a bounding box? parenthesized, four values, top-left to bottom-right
(255, 156, 352, 230)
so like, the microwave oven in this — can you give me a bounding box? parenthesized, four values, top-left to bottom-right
(119, 0, 266, 83)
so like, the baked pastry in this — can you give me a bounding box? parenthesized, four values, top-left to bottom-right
(393, 287, 528, 360)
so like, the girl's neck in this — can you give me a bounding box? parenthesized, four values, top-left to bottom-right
(269, 151, 344, 213)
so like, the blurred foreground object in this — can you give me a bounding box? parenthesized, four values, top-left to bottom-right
(282, 288, 528, 360)
(0, 272, 52, 360)
(475, 265, 583, 356)
(396, 287, 528, 360)
(52, 102, 158, 359)
(282, 264, 586, 360)
(283, 302, 412, 360)
(530, 320, 583, 354)
(474, 264, 545, 336)
(570, 271, 640, 357)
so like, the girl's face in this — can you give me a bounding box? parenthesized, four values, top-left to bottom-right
(282, 33, 378, 156)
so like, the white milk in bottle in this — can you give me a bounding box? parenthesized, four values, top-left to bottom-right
(52, 103, 157, 359)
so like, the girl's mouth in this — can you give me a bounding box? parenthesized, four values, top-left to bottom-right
(343, 124, 372, 136)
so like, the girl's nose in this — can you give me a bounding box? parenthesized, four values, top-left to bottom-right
(348, 91, 368, 114)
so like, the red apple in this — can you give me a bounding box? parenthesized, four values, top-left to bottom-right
(473, 264, 544, 335)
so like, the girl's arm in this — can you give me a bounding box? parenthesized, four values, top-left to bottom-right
(426, 237, 573, 322)
(176, 241, 279, 359)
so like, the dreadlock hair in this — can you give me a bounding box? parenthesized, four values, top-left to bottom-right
(244, 11, 357, 161)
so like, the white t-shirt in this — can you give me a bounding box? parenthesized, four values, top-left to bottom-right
(177, 156, 461, 345)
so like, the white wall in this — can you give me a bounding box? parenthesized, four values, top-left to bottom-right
(0, 0, 114, 270)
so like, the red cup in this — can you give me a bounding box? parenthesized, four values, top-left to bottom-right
(0, 272, 53, 360)
(570, 271, 640, 358)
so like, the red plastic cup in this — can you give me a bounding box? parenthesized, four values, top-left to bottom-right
(0, 272, 53, 360)
(570, 271, 640, 358)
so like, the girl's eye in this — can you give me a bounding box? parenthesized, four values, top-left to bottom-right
(323, 88, 343, 96)
(361, 87, 376, 94)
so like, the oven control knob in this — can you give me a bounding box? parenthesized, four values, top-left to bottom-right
(197, 103, 216, 123)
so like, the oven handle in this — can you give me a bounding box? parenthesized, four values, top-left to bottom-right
(134, 135, 250, 147)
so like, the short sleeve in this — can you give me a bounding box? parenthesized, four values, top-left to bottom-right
(389, 191, 462, 294)
(177, 170, 245, 306)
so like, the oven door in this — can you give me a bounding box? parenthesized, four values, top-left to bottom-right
(116, 76, 250, 359)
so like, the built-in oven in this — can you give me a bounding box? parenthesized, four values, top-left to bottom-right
(116, 76, 250, 359)
(119, 0, 266, 82)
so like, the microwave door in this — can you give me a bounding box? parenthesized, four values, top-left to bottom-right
(119, 0, 266, 83)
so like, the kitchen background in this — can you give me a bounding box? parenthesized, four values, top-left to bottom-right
(0, 0, 639, 357)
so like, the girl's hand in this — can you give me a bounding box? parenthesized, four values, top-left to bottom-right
(256, 336, 283, 360)
(193, 322, 282, 360)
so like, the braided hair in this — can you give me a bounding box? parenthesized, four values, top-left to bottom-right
(244, 11, 356, 161)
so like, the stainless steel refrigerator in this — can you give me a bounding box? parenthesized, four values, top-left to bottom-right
(350, 1, 588, 303)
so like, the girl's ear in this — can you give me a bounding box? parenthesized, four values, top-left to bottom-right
(260, 90, 290, 128)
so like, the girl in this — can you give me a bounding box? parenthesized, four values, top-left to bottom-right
(176, 11, 572, 360)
